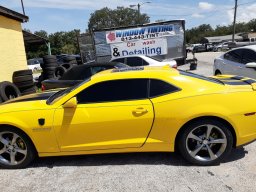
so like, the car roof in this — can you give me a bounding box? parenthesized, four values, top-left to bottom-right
(230, 45, 256, 52)
(111, 55, 150, 59)
(92, 65, 179, 81)
(60, 62, 128, 80)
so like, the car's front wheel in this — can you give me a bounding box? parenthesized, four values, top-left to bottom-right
(0, 127, 36, 169)
(178, 119, 233, 166)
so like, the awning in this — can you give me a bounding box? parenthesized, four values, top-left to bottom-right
(23, 30, 49, 45)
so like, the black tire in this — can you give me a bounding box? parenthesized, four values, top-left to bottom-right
(55, 66, 67, 78)
(215, 70, 222, 76)
(61, 63, 73, 70)
(13, 75, 33, 83)
(63, 56, 76, 62)
(14, 80, 34, 89)
(0, 81, 21, 101)
(178, 119, 233, 166)
(43, 55, 57, 63)
(41, 63, 57, 69)
(0, 126, 36, 169)
(20, 86, 37, 96)
(13, 70, 32, 77)
(44, 67, 56, 72)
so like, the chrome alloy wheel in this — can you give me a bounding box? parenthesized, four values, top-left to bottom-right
(0, 132, 27, 166)
(185, 124, 227, 162)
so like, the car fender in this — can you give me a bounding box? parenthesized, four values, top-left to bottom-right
(0, 114, 60, 153)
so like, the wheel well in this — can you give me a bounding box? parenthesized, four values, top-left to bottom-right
(0, 124, 38, 154)
(215, 70, 221, 75)
(174, 116, 237, 152)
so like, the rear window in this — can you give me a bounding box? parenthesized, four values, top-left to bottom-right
(179, 70, 224, 85)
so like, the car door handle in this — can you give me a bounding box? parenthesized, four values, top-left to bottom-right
(133, 108, 148, 114)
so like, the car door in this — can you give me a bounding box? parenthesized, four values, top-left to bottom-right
(54, 79, 154, 152)
(240, 49, 256, 79)
(221, 49, 243, 75)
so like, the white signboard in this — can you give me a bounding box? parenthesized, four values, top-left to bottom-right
(106, 24, 175, 44)
(110, 38, 168, 59)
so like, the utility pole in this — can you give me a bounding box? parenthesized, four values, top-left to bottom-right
(137, 3, 141, 24)
(232, 0, 238, 42)
(21, 0, 26, 15)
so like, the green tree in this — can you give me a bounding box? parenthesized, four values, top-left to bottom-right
(88, 6, 150, 31)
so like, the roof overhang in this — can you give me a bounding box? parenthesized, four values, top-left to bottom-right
(0, 6, 28, 22)
(23, 30, 49, 45)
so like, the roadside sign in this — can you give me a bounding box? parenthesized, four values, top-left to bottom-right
(110, 38, 168, 59)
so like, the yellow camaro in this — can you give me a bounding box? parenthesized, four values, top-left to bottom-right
(1, 66, 256, 168)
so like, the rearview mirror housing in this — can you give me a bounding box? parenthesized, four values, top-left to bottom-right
(246, 62, 256, 68)
(63, 97, 77, 108)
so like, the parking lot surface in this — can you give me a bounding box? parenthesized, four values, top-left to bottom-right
(1, 52, 256, 192)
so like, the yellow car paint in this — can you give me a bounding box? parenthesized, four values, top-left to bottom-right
(0, 66, 256, 158)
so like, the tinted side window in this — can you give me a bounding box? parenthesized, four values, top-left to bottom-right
(112, 58, 125, 63)
(150, 79, 180, 98)
(126, 57, 143, 66)
(241, 49, 256, 64)
(224, 49, 243, 63)
(77, 79, 148, 103)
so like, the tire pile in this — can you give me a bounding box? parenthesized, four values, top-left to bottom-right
(41, 55, 58, 80)
(38, 55, 80, 83)
(0, 81, 21, 103)
(13, 70, 37, 96)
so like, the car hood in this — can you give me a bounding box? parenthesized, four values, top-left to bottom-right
(212, 75, 256, 91)
(0, 92, 55, 114)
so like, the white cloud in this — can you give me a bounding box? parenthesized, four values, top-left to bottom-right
(199, 2, 215, 11)
(1, 0, 145, 10)
(192, 13, 205, 18)
(227, 4, 256, 23)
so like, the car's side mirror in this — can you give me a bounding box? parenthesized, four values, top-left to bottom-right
(246, 62, 256, 68)
(63, 97, 77, 108)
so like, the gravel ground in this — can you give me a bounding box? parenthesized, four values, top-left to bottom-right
(1, 51, 256, 192)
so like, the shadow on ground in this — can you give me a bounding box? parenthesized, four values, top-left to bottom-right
(30, 147, 247, 169)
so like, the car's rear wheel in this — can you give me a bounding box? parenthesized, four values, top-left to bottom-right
(0, 127, 36, 169)
(178, 119, 233, 166)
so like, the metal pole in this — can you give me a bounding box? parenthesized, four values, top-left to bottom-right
(75, 30, 84, 64)
(21, 0, 26, 15)
(138, 3, 141, 24)
(47, 42, 51, 55)
(232, 0, 238, 42)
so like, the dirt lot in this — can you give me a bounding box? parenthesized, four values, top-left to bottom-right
(1, 52, 256, 192)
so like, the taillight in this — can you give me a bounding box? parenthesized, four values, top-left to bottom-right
(172, 64, 177, 69)
(41, 84, 45, 91)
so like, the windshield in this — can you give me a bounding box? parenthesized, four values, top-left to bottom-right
(46, 78, 91, 105)
(179, 70, 224, 85)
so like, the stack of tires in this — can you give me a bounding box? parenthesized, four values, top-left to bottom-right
(41, 55, 58, 80)
(0, 81, 21, 102)
(63, 56, 77, 65)
(12, 70, 37, 96)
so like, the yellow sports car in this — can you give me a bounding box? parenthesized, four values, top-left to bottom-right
(1, 66, 256, 168)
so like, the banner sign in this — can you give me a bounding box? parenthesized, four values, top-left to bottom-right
(106, 24, 175, 44)
(110, 38, 167, 59)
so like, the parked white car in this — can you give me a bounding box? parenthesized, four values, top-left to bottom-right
(111, 55, 177, 68)
(213, 42, 230, 52)
(27, 59, 42, 72)
(214, 45, 256, 78)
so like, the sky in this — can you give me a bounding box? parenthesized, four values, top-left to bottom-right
(1, 0, 256, 34)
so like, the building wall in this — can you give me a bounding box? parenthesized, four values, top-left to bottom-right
(0, 15, 27, 82)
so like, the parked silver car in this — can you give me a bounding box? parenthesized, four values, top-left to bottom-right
(214, 45, 256, 78)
